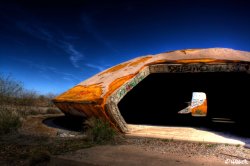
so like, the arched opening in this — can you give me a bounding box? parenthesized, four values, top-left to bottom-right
(118, 72, 250, 129)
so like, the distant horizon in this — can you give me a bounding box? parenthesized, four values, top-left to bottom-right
(1, 0, 250, 94)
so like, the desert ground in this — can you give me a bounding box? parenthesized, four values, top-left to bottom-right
(1, 114, 250, 166)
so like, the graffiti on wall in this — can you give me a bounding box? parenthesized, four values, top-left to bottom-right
(150, 63, 250, 73)
(107, 67, 150, 131)
(105, 101, 128, 132)
(109, 63, 250, 105)
(109, 67, 150, 104)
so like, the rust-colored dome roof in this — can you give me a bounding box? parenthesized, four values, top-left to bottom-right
(53, 48, 250, 132)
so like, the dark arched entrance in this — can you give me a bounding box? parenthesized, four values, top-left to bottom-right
(118, 72, 250, 128)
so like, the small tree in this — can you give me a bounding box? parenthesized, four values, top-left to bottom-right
(0, 74, 22, 134)
(19, 90, 38, 106)
(0, 73, 59, 134)
(0, 74, 23, 106)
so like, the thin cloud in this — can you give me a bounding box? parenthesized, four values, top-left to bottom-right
(16, 22, 84, 68)
(59, 41, 84, 68)
(14, 15, 84, 69)
(16, 21, 54, 42)
(85, 63, 105, 72)
(4, 7, 110, 71)
(62, 34, 81, 40)
(62, 76, 74, 81)
(16, 21, 85, 69)
(11, 58, 80, 82)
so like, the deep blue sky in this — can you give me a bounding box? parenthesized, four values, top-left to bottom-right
(1, 0, 250, 94)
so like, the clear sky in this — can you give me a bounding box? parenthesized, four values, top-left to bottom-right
(1, 0, 250, 94)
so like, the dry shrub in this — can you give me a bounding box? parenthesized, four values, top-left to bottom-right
(84, 117, 116, 144)
(46, 108, 60, 114)
(0, 74, 60, 134)
(0, 108, 21, 134)
(0, 74, 58, 117)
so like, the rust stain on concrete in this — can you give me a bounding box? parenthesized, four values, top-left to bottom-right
(98, 61, 131, 76)
(54, 84, 103, 104)
(128, 56, 152, 67)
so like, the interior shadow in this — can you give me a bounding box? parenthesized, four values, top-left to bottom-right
(118, 72, 250, 136)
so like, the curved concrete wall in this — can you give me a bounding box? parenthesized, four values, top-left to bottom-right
(53, 48, 250, 132)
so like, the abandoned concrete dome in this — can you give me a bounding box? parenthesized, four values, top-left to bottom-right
(53, 48, 250, 133)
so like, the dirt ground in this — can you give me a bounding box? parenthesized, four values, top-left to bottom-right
(2, 134, 250, 166)
(51, 144, 225, 166)
(52, 137, 250, 166)
(2, 114, 250, 166)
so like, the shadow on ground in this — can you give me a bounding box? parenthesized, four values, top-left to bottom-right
(43, 115, 85, 132)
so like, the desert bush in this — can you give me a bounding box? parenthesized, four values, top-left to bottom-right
(0, 108, 21, 134)
(46, 108, 60, 114)
(0, 74, 60, 134)
(0, 74, 23, 105)
(0, 74, 22, 134)
(0, 74, 58, 116)
(18, 90, 38, 106)
(85, 117, 116, 144)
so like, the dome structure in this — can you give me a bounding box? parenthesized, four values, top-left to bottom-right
(53, 48, 250, 133)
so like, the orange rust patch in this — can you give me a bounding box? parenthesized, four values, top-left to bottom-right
(54, 84, 103, 103)
(100, 74, 135, 109)
(191, 99, 207, 116)
(175, 59, 227, 63)
(108, 74, 135, 93)
(179, 49, 200, 54)
(128, 56, 152, 67)
(53, 82, 113, 120)
(99, 75, 135, 132)
(174, 59, 243, 64)
(98, 62, 130, 76)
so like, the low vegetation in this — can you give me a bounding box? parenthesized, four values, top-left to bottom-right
(0, 116, 120, 165)
(85, 117, 117, 144)
(0, 108, 21, 134)
(0, 134, 92, 165)
(0, 74, 121, 165)
(0, 74, 59, 135)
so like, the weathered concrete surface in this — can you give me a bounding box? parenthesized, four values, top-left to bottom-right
(50, 145, 225, 166)
(126, 125, 245, 145)
(53, 48, 250, 132)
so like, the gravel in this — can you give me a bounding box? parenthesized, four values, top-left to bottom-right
(123, 137, 250, 161)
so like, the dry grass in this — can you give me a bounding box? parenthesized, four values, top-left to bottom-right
(0, 108, 21, 134)
(0, 134, 92, 166)
(0, 74, 60, 135)
(84, 117, 117, 144)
